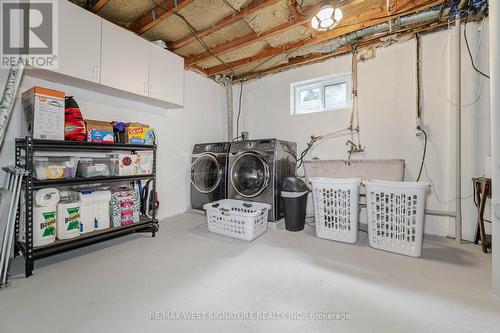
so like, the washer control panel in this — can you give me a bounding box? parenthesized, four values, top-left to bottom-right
(230, 139, 276, 152)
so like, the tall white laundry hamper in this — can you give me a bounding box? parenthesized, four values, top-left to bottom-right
(363, 180, 430, 257)
(310, 178, 362, 243)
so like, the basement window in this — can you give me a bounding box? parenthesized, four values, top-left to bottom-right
(291, 74, 352, 115)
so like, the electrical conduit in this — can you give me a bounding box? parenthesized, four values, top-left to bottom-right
(489, 0, 500, 296)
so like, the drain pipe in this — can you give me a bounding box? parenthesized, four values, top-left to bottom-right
(315, 8, 451, 54)
(224, 78, 234, 141)
(453, 19, 463, 243)
(489, 0, 500, 296)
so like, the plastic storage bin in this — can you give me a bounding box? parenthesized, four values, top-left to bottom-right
(310, 177, 362, 243)
(33, 157, 78, 180)
(203, 199, 271, 241)
(77, 157, 118, 178)
(363, 180, 430, 257)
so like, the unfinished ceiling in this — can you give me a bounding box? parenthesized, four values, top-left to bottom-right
(80, 0, 452, 81)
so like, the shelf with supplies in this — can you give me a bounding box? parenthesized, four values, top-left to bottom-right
(14, 137, 158, 278)
(16, 216, 157, 260)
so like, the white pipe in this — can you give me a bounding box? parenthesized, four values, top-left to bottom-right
(489, 0, 500, 296)
(226, 81, 234, 141)
(453, 20, 463, 243)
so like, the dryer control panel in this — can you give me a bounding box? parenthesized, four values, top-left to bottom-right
(193, 142, 230, 154)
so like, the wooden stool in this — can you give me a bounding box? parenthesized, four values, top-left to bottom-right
(473, 177, 492, 253)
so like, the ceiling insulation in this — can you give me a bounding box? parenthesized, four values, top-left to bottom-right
(84, 0, 461, 81)
(198, 40, 270, 68)
(202, 20, 254, 49)
(142, 15, 192, 42)
(173, 19, 254, 58)
(225, 0, 254, 10)
(264, 25, 310, 47)
(175, 41, 207, 57)
(176, 0, 235, 31)
(98, 0, 154, 26)
(244, 0, 291, 33)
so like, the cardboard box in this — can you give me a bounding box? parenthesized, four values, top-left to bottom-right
(22, 87, 65, 140)
(126, 123, 154, 145)
(112, 151, 153, 176)
(85, 119, 114, 143)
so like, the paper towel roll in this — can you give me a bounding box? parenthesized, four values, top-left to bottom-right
(79, 204, 95, 234)
(94, 202, 110, 230)
(78, 190, 112, 202)
(35, 188, 60, 207)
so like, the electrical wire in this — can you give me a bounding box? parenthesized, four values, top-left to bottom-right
(423, 162, 472, 204)
(234, 81, 243, 141)
(441, 20, 485, 107)
(464, 20, 490, 79)
(416, 127, 428, 181)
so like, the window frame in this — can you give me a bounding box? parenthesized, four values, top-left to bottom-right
(291, 73, 352, 115)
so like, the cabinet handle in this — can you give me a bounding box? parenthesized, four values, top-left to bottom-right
(92, 65, 99, 79)
(144, 82, 149, 94)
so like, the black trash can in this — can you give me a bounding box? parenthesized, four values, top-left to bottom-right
(281, 177, 309, 231)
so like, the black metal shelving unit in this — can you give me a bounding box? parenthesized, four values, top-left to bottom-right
(14, 137, 158, 277)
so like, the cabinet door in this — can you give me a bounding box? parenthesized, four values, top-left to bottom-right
(56, 1, 101, 83)
(149, 45, 184, 107)
(101, 20, 150, 96)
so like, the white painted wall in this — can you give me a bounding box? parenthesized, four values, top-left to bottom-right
(233, 24, 491, 240)
(0, 70, 227, 220)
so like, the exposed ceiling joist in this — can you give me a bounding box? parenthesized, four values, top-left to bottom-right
(236, 20, 450, 82)
(204, 0, 444, 75)
(288, 0, 302, 20)
(205, 38, 309, 76)
(130, 0, 195, 35)
(90, 0, 111, 12)
(185, 0, 424, 67)
(185, 3, 326, 66)
(169, 0, 281, 50)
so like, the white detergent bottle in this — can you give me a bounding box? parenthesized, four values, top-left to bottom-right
(57, 201, 81, 240)
(33, 205, 57, 247)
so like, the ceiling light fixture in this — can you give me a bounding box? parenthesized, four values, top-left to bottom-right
(311, 5, 343, 32)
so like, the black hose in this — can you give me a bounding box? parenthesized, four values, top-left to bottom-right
(416, 127, 428, 181)
(464, 21, 490, 79)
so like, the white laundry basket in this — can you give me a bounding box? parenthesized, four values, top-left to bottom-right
(310, 177, 362, 243)
(363, 180, 430, 257)
(203, 199, 271, 241)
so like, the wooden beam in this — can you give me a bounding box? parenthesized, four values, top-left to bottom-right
(236, 20, 449, 81)
(130, 0, 195, 35)
(205, 38, 310, 76)
(169, 0, 281, 50)
(185, 2, 327, 66)
(186, 0, 431, 66)
(288, 0, 302, 20)
(202, 0, 444, 75)
(90, 0, 111, 12)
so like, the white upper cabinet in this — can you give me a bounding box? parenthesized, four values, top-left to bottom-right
(100, 20, 150, 97)
(149, 44, 184, 106)
(28, 2, 184, 108)
(55, 1, 101, 83)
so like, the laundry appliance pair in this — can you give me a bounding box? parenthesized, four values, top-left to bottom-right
(190, 139, 296, 221)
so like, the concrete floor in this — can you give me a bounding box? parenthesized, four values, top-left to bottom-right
(0, 213, 499, 333)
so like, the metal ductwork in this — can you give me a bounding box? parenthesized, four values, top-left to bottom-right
(314, 8, 450, 54)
